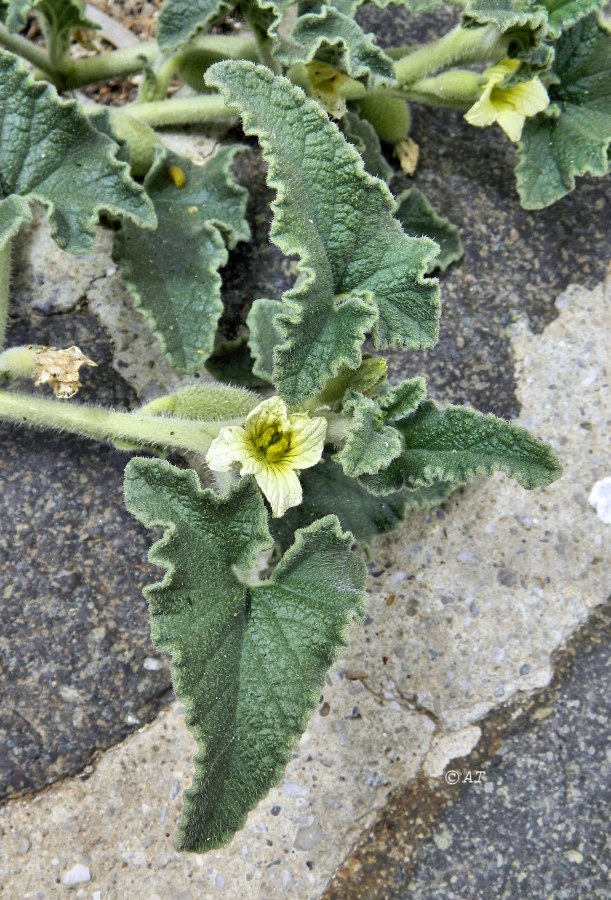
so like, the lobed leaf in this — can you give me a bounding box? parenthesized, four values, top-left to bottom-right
(246, 297, 284, 383)
(341, 111, 393, 183)
(361, 400, 562, 494)
(276, 4, 395, 90)
(334, 391, 403, 477)
(207, 61, 440, 404)
(463, 0, 605, 39)
(0, 49, 155, 253)
(113, 146, 250, 373)
(5, 0, 94, 34)
(124, 458, 365, 851)
(516, 15, 611, 209)
(377, 375, 427, 422)
(394, 188, 463, 273)
(270, 454, 409, 552)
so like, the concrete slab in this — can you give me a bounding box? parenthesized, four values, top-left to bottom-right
(1, 278, 608, 897)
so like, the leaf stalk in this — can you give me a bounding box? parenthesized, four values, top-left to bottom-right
(0, 390, 244, 454)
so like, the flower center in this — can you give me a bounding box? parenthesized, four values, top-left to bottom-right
(252, 424, 291, 464)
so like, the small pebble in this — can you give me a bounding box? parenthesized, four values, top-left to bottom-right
(293, 823, 324, 851)
(588, 477, 611, 523)
(282, 782, 309, 797)
(18, 837, 30, 854)
(143, 657, 164, 671)
(61, 864, 91, 886)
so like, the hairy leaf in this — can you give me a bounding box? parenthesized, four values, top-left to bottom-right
(341, 111, 393, 183)
(395, 189, 463, 272)
(464, 0, 604, 38)
(0, 195, 30, 252)
(124, 459, 365, 851)
(277, 5, 394, 90)
(113, 146, 249, 373)
(157, 0, 231, 52)
(207, 62, 440, 404)
(516, 15, 611, 209)
(378, 375, 427, 422)
(312, 355, 388, 408)
(5, 0, 93, 35)
(247, 297, 284, 383)
(270, 454, 409, 551)
(239, 0, 295, 38)
(361, 400, 562, 494)
(334, 391, 403, 476)
(5, 0, 97, 72)
(0, 50, 155, 253)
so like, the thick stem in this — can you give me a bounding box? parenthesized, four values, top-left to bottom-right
(405, 70, 484, 108)
(0, 239, 11, 351)
(123, 94, 236, 127)
(0, 23, 57, 80)
(60, 41, 158, 87)
(394, 24, 508, 86)
(0, 390, 244, 454)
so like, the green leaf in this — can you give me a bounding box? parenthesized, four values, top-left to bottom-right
(270, 454, 409, 552)
(0, 50, 155, 253)
(311, 354, 388, 408)
(124, 458, 366, 851)
(207, 61, 440, 404)
(157, 0, 231, 53)
(204, 336, 270, 387)
(361, 400, 562, 494)
(334, 391, 403, 477)
(0, 195, 31, 252)
(540, 0, 604, 38)
(246, 297, 284, 383)
(113, 146, 249, 373)
(378, 375, 427, 422)
(394, 188, 463, 273)
(341, 111, 393, 183)
(239, 0, 295, 38)
(463, 0, 604, 38)
(6, 0, 97, 66)
(516, 15, 611, 209)
(276, 5, 395, 90)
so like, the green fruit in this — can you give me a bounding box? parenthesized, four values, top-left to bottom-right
(357, 94, 411, 144)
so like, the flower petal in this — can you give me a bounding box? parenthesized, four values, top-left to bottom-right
(255, 463, 302, 517)
(496, 108, 527, 142)
(464, 94, 497, 128)
(285, 413, 327, 469)
(245, 395, 290, 438)
(484, 57, 520, 87)
(509, 79, 549, 118)
(205, 426, 250, 472)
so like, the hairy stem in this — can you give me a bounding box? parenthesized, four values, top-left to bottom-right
(0, 239, 11, 351)
(0, 390, 244, 454)
(0, 23, 57, 80)
(404, 70, 484, 108)
(394, 24, 508, 86)
(60, 41, 158, 88)
(123, 94, 236, 127)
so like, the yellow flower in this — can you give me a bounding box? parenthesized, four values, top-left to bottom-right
(205, 396, 327, 517)
(307, 60, 350, 120)
(464, 58, 549, 142)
